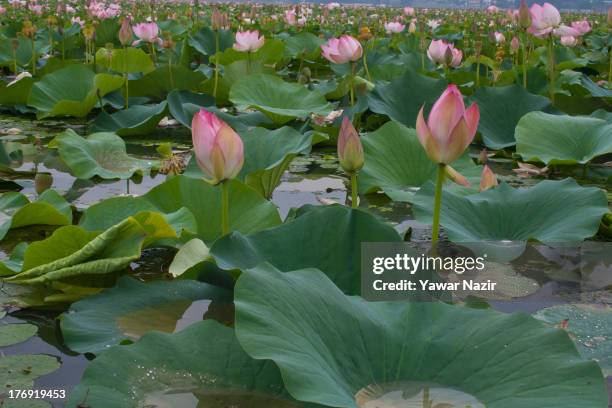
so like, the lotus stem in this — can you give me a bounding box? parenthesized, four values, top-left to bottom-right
(213, 29, 220, 98)
(608, 45, 611, 85)
(350, 173, 358, 208)
(423, 386, 432, 408)
(247, 51, 252, 75)
(12, 47, 17, 74)
(431, 163, 446, 249)
(548, 35, 555, 103)
(362, 42, 372, 82)
(521, 32, 528, 88)
(221, 180, 230, 235)
(124, 46, 129, 109)
(31, 37, 36, 75)
(349, 61, 356, 106)
(475, 55, 480, 88)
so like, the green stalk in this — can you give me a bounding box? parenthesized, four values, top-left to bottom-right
(431, 163, 446, 248)
(12, 47, 17, 74)
(124, 46, 129, 109)
(349, 61, 356, 106)
(31, 37, 36, 75)
(362, 41, 372, 82)
(548, 35, 555, 103)
(213, 29, 220, 98)
(475, 55, 480, 88)
(350, 173, 358, 208)
(247, 51, 252, 75)
(521, 31, 528, 88)
(608, 45, 611, 85)
(221, 180, 230, 235)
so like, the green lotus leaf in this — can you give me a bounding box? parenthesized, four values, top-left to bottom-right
(367, 70, 448, 127)
(92, 19, 121, 46)
(216, 39, 286, 66)
(0, 190, 72, 241)
(166, 89, 215, 128)
(0, 242, 27, 277)
(211, 205, 401, 294)
(79, 176, 281, 243)
(91, 101, 168, 136)
(0, 37, 48, 69)
(470, 84, 553, 149)
(188, 27, 234, 56)
(4, 217, 146, 285)
(66, 320, 311, 408)
(0, 76, 34, 107)
(412, 179, 608, 243)
(358, 121, 480, 200)
(61, 276, 231, 354)
(516, 112, 612, 164)
(185, 126, 312, 198)
(234, 264, 608, 408)
(1, 354, 60, 392)
(27, 65, 124, 118)
(96, 47, 155, 74)
(52, 129, 158, 179)
(229, 74, 332, 125)
(283, 32, 324, 59)
(0, 323, 37, 347)
(129, 65, 206, 99)
(536, 303, 612, 376)
(168, 238, 209, 278)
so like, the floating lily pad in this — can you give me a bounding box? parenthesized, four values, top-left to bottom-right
(91, 102, 168, 136)
(367, 70, 448, 127)
(66, 321, 310, 408)
(230, 74, 332, 125)
(0, 190, 72, 241)
(234, 265, 608, 408)
(535, 304, 612, 376)
(61, 276, 231, 354)
(27, 65, 124, 118)
(471, 85, 553, 149)
(185, 126, 312, 198)
(211, 205, 401, 294)
(79, 176, 281, 243)
(412, 179, 608, 243)
(52, 129, 158, 179)
(4, 218, 146, 285)
(516, 112, 612, 164)
(0, 323, 37, 347)
(358, 121, 480, 200)
(1, 354, 60, 392)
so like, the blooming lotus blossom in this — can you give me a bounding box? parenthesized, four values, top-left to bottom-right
(285, 9, 297, 25)
(233, 30, 265, 52)
(192, 109, 244, 185)
(71, 16, 85, 27)
(528, 2, 560, 37)
(132, 22, 162, 45)
(337, 116, 364, 175)
(480, 165, 498, 191)
(404, 6, 415, 16)
(560, 36, 577, 47)
(416, 84, 479, 165)
(297, 16, 307, 26)
(427, 19, 441, 30)
(0, 6, 5, 13)
(408, 21, 417, 33)
(327, 2, 340, 9)
(570, 20, 591, 35)
(427, 39, 462, 67)
(321, 35, 363, 64)
(486, 5, 500, 13)
(553, 25, 580, 37)
(384, 22, 405, 34)
(493, 31, 506, 44)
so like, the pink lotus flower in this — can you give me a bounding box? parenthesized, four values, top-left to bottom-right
(408, 21, 417, 33)
(233, 30, 265, 52)
(570, 20, 591, 35)
(479, 165, 498, 191)
(404, 6, 415, 16)
(132, 22, 162, 45)
(118, 18, 133, 46)
(321, 35, 363, 64)
(384, 22, 406, 34)
(528, 2, 560, 37)
(338, 117, 364, 174)
(427, 40, 462, 67)
(285, 9, 297, 25)
(510, 36, 520, 53)
(493, 31, 506, 44)
(560, 36, 577, 47)
(553, 25, 580, 37)
(192, 109, 244, 184)
(416, 84, 479, 165)
(486, 5, 500, 13)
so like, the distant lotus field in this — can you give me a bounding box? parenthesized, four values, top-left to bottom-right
(0, 0, 611, 407)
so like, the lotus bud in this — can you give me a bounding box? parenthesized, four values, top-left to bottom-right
(118, 18, 133, 46)
(211, 8, 224, 30)
(337, 116, 364, 175)
(510, 36, 520, 54)
(518, 0, 531, 29)
(191, 109, 244, 185)
(479, 165, 498, 191)
(608, 5, 612, 27)
(34, 173, 54, 195)
(416, 84, 480, 165)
